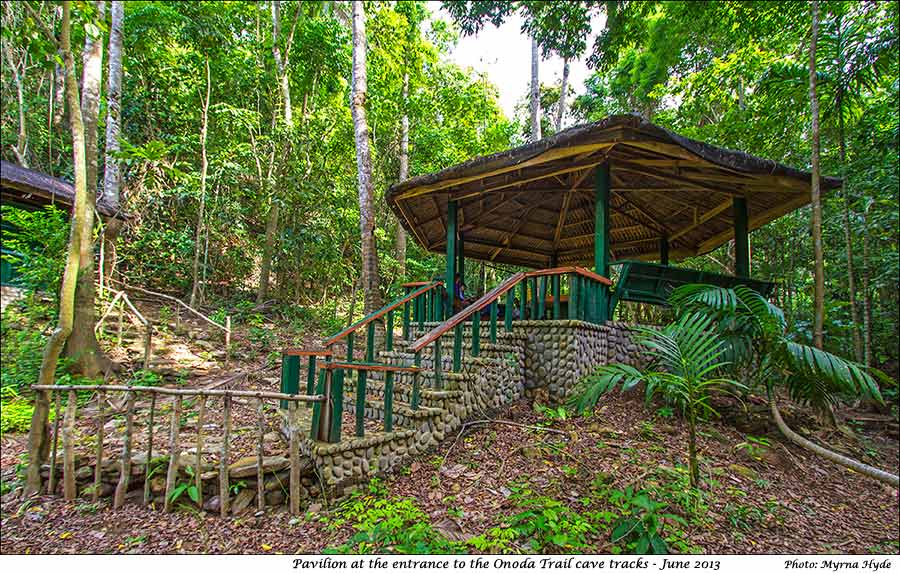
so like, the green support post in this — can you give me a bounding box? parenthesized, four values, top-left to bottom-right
(346, 332, 354, 362)
(402, 300, 410, 340)
(386, 310, 394, 352)
(519, 281, 527, 320)
(540, 276, 548, 319)
(569, 275, 578, 320)
(733, 197, 749, 277)
(659, 237, 670, 266)
(505, 290, 513, 330)
(445, 200, 458, 320)
(595, 163, 610, 323)
(329, 368, 344, 443)
(434, 338, 443, 389)
(411, 351, 422, 409)
(417, 294, 425, 331)
(305, 355, 316, 408)
(472, 311, 481, 357)
(355, 368, 367, 438)
(552, 275, 561, 319)
(280, 354, 300, 408)
(383, 371, 394, 433)
(366, 322, 375, 362)
(489, 300, 498, 343)
(309, 369, 326, 440)
(530, 277, 539, 319)
(433, 286, 441, 321)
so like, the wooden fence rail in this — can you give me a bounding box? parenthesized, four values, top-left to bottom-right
(28, 384, 323, 516)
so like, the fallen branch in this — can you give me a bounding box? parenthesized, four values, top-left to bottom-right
(769, 391, 898, 488)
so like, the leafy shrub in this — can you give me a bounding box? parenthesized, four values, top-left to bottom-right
(608, 487, 687, 554)
(326, 479, 465, 554)
(1, 205, 69, 296)
(498, 484, 596, 552)
(1, 399, 36, 435)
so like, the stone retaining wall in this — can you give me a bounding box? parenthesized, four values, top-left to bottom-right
(517, 320, 647, 405)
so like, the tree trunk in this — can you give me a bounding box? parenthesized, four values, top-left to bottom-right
(396, 72, 409, 280)
(25, 1, 89, 496)
(257, 0, 294, 304)
(530, 36, 541, 142)
(687, 413, 698, 488)
(257, 202, 279, 304)
(271, 1, 292, 128)
(190, 58, 211, 308)
(837, 104, 862, 361)
(1, 13, 29, 167)
(351, 1, 382, 314)
(809, 1, 825, 350)
(66, 0, 113, 378)
(555, 58, 569, 132)
(101, 1, 124, 285)
(103, 0, 124, 212)
(862, 208, 872, 367)
(768, 389, 897, 487)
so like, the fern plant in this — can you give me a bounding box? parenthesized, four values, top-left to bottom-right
(573, 312, 744, 486)
(668, 284, 896, 487)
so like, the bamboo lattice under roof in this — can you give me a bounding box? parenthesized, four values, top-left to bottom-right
(387, 114, 840, 269)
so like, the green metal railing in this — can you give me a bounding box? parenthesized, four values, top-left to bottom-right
(408, 266, 612, 387)
(280, 281, 442, 443)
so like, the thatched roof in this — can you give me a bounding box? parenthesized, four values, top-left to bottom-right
(387, 114, 840, 269)
(1, 160, 122, 218)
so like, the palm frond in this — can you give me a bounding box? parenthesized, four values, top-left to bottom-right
(570, 364, 645, 414)
(782, 341, 883, 403)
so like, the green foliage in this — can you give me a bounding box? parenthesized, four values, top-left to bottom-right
(168, 466, 200, 504)
(572, 311, 744, 486)
(670, 284, 884, 412)
(326, 479, 466, 554)
(1, 205, 69, 296)
(500, 484, 596, 552)
(0, 398, 37, 435)
(607, 486, 686, 555)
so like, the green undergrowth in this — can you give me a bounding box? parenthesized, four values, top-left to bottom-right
(320, 469, 702, 555)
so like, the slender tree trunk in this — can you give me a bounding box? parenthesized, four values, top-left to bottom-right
(190, 58, 212, 308)
(768, 387, 897, 487)
(396, 72, 409, 280)
(101, 1, 124, 283)
(837, 109, 862, 361)
(862, 208, 872, 367)
(351, 1, 382, 314)
(67, 0, 112, 378)
(25, 1, 89, 496)
(555, 58, 569, 132)
(271, 1, 292, 128)
(530, 36, 541, 142)
(1, 18, 29, 167)
(257, 0, 294, 304)
(103, 1, 124, 212)
(809, 1, 825, 350)
(687, 414, 698, 487)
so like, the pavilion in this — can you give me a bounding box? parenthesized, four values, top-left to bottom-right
(387, 114, 840, 321)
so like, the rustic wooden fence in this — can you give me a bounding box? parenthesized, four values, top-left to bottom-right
(29, 384, 323, 516)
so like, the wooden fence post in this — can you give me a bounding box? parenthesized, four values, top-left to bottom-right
(289, 401, 300, 516)
(195, 395, 207, 509)
(143, 322, 153, 369)
(92, 390, 106, 503)
(48, 392, 61, 495)
(219, 395, 232, 518)
(143, 394, 156, 505)
(113, 391, 135, 508)
(256, 398, 265, 513)
(63, 390, 78, 501)
(163, 395, 183, 512)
